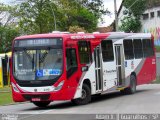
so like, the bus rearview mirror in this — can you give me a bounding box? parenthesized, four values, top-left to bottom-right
(81, 66, 88, 72)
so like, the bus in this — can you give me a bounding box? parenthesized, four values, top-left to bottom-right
(10, 32, 156, 107)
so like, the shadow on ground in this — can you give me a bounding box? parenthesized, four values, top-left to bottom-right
(22, 89, 150, 111)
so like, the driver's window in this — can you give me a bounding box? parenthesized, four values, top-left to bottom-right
(66, 48, 78, 78)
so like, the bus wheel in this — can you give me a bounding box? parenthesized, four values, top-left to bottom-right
(32, 101, 50, 108)
(121, 75, 136, 94)
(72, 84, 91, 105)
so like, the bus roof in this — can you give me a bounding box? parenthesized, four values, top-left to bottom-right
(15, 33, 110, 41)
(106, 32, 152, 40)
(14, 33, 70, 40)
(14, 32, 152, 41)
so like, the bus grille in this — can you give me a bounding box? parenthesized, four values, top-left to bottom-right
(22, 94, 50, 101)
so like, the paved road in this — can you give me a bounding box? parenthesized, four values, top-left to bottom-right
(156, 53, 160, 76)
(0, 84, 160, 120)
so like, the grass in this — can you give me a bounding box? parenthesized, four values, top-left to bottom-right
(155, 46, 160, 52)
(0, 86, 14, 106)
(152, 76, 160, 84)
(0, 86, 11, 92)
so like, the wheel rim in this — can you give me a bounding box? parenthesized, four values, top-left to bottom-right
(81, 89, 87, 99)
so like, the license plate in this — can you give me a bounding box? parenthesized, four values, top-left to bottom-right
(32, 98, 41, 101)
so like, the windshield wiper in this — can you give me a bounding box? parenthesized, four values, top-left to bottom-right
(23, 49, 35, 70)
(39, 48, 50, 63)
(23, 49, 33, 62)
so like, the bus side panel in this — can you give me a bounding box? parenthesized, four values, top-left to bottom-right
(73, 62, 96, 99)
(137, 57, 156, 85)
(124, 59, 143, 86)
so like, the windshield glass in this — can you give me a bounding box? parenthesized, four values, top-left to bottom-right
(13, 38, 63, 81)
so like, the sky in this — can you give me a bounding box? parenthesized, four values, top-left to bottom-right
(0, 0, 123, 27)
(99, 0, 122, 27)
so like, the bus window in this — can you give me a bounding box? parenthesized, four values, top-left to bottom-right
(101, 40, 114, 62)
(133, 39, 143, 59)
(66, 48, 78, 78)
(123, 40, 134, 60)
(143, 39, 154, 57)
(78, 41, 91, 64)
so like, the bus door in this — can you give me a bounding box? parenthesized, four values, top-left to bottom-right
(101, 40, 117, 91)
(2, 58, 8, 86)
(94, 46, 103, 92)
(115, 44, 125, 87)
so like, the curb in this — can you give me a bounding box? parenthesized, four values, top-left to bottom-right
(0, 101, 29, 107)
(0, 91, 11, 93)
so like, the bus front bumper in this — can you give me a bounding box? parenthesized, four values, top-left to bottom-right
(12, 87, 77, 102)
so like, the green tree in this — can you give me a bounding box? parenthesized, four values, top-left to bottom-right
(123, 0, 146, 18)
(0, 25, 20, 53)
(16, 0, 108, 34)
(69, 25, 86, 33)
(119, 0, 147, 32)
(0, 4, 20, 53)
(57, 0, 98, 32)
(119, 17, 141, 33)
(78, 0, 110, 19)
(17, 0, 58, 34)
(75, 7, 97, 32)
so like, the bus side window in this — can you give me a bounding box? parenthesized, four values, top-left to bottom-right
(133, 39, 143, 59)
(78, 41, 92, 64)
(101, 40, 114, 62)
(123, 40, 134, 60)
(142, 39, 154, 57)
(66, 48, 78, 78)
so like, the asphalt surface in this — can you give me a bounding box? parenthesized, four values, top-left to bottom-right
(0, 84, 160, 120)
(156, 53, 160, 76)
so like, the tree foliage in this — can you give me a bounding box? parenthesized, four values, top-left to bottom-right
(17, 0, 58, 34)
(0, 25, 20, 53)
(69, 25, 86, 33)
(78, 0, 110, 18)
(16, 0, 108, 34)
(0, 4, 20, 53)
(119, 0, 147, 32)
(119, 17, 141, 33)
(56, 0, 98, 32)
(123, 0, 146, 18)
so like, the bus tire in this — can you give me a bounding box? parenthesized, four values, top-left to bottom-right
(121, 75, 136, 94)
(32, 101, 50, 107)
(72, 84, 91, 105)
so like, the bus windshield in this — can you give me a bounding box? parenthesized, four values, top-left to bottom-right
(13, 38, 63, 81)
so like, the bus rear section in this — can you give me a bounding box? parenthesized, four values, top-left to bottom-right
(122, 34, 156, 86)
(10, 32, 156, 107)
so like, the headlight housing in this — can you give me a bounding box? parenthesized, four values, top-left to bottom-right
(11, 82, 20, 93)
(54, 80, 64, 91)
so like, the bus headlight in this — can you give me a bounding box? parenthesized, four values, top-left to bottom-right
(11, 82, 20, 93)
(54, 80, 64, 91)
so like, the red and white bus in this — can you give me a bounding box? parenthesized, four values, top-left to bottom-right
(10, 32, 156, 107)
